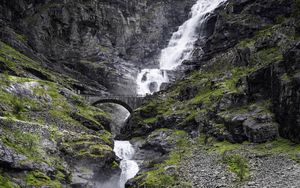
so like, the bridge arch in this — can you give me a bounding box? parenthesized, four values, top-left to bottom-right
(92, 99, 133, 113)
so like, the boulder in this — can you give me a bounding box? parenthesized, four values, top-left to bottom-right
(243, 118, 279, 143)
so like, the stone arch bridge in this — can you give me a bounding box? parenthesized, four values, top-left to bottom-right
(85, 95, 145, 113)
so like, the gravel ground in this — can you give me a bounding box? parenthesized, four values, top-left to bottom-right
(240, 154, 300, 188)
(179, 147, 300, 188)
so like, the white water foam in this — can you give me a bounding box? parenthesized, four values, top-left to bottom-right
(136, 0, 227, 95)
(114, 141, 139, 188)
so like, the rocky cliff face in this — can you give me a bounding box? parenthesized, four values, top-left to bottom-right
(1, 0, 195, 95)
(0, 0, 197, 187)
(1, 0, 300, 187)
(120, 0, 300, 187)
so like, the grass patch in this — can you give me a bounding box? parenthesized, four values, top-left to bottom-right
(252, 138, 300, 162)
(26, 170, 61, 188)
(1, 129, 44, 161)
(137, 131, 190, 187)
(223, 154, 250, 181)
(0, 174, 19, 188)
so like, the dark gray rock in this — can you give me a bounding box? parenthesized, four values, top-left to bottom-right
(149, 82, 158, 93)
(142, 129, 179, 154)
(0, 0, 196, 95)
(272, 43, 300, 143)
(178, 86, 199, 101)
(243, 118, 279, 143)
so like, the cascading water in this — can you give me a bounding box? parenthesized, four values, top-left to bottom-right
(112, 0, 227, 186)
(114, 141, 139, 188)
(136, 0, 227, 95)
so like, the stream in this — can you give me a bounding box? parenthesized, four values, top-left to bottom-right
(114, 141, 139, 188)
(113, 0, 227, 187)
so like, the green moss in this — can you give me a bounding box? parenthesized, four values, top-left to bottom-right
(99, 131, 113, 145)
(15, 33, 27, 43)
(251, 138, 300, 162)
(111, 161, 119, 168)
(61, 138, 113, 159)
(77, 105, 109, 123)
(54, 171, 66, 182)
(43, 82, 75, 123)
(254, 47, 283, 65)
(281, 73, 291, 82)
(210, 141, 243, 154)
(26, 171, 61, 188)
(143, 117, 158, 124)
(137, 131, 190, 187)
(12, 96, 26, 117)
(223, 154, 249, 181)
(141, 152, 180, 187)
(0, 84, 41, 120)
(0, 72, 11, 86)
(1, 129, 44, 161)
(238, 38, 256, 48)
(0, 40, 84, 91)
(205, 137, 300, 163)
(0, 174, 19, 188)
(0, 41, 37, 73)
(237, 25, 274, 48)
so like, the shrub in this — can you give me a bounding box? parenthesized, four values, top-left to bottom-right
(223, 154, 249, 181)
(12, 96, 25, 116)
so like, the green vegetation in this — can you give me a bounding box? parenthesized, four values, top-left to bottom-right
(0, 174, 19, 188)
(1, 129, 43, 161)
(0, 46, 114, 185)
(12, 96, 26, 117)
(139, 152, 181, 187)
(254, 47, 283, 66)
(26, 170, 61, 188)
(208, 138, 300, 162)
(135, 130, 189, 187)
(15, 33, 27, 43)
(0, 40, 37, 73)
(99, 130, 113, 145)
(143, 116, 158, 124)
(281, 73, 291, 82)
(189, 136, 300, 185)
(0, 80, 41, 121)
(223, 154, 249, 181)
(62, 140, 113, 159)
(252, 139, 300, 162)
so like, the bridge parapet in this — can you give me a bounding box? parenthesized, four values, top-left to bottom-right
(84, 95, 145, 113)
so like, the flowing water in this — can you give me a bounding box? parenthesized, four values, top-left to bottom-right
(113, 0, 227, 186)
(114, 141, 139, 188)
(136, 0, 227, 95)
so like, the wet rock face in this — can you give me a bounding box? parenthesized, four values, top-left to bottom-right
(192, 0, 293, 63)
(272, 43, 300, 143)
(0, 0, 196, 95)
(122, 0, 300, 145)
(148, 82, 158, 93)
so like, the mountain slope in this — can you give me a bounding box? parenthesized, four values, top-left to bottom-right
(121, 0, 300, 187)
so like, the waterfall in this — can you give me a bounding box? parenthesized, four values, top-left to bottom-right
(114, 141, 139, 188)
(111, 0, 227, 186)
(136, 0, 227, 95)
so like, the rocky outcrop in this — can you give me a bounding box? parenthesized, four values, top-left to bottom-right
(0, 0, 200, 186)
(120, 0, 300, 186)
(0, 0, 196, 95)
(128, 0, 300, 143)
(1, 0, 300, 187)
(0, 73, 119, 187)
(272, 42, 300, 143)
